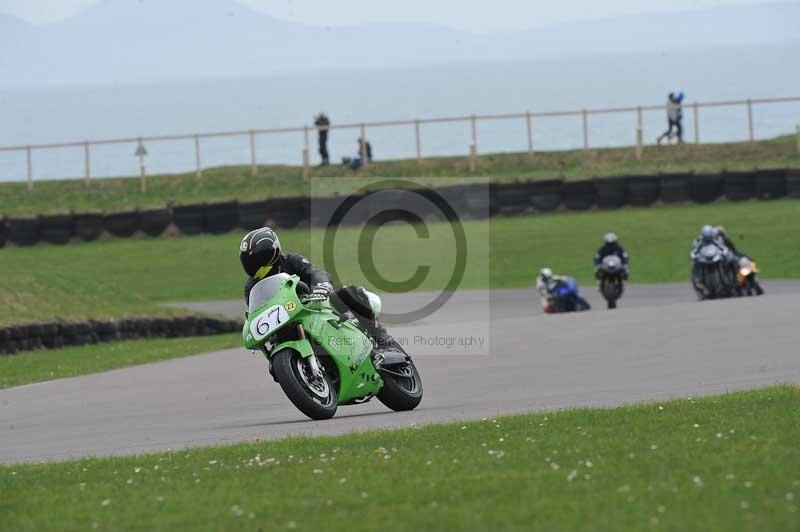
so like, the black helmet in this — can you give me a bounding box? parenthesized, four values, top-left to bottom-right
(240, 227, 282, 280)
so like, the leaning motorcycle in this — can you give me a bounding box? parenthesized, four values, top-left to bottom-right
(544, 278, 591, 313)
(597, 255, 625, 309)
(243, 273, 423, 420)
(690, 244, 737, 300)
(737, 256, 764, 296)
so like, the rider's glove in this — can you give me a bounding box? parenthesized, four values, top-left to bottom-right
(310, 282, 333, 301)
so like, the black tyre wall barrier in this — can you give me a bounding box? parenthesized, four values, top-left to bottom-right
(0, 217, 7, 248)
(74, 213, 104, 241)
(39, 214, 74, 245)
(527, 179, 563, 212)
(267, 196, 309, 229)
(658, 173, 692, 203)
(492, 182, 538, 215)
(204, 201, 240, 234)
(7, 217, 40, 246)
(786, 169, 800, 199)
(140, 208, 172, 237)
(173, 204, 205, 235)
(238, 200, 270, 230)
(626, 176, 661, 206)
(104, 210, 141, 237)
(690, 173, 724, 204)
(723, 171, 756, 201)
(309, 196, 348, 227)
(0, 316, 243, 356)
(460, 183, 492, 220)
(562, 181, 595, 210)
(593, 176, 628, 209)
(754, 169, 787, 199)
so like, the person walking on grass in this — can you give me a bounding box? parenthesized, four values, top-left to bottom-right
(657, 92, 684, 145)
(314, 112, 330, 166)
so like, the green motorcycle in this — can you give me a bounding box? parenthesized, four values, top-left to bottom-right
(243, 273, 423, 420)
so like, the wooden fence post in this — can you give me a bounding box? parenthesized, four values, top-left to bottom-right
(582, 110, 589, 151)
(83, 141, 91, 186)
(526, 111, 534, 158)
(693, 103, 700, 144)
(137, 138, 147, 193)
(469, 115, 478, 171)
(360, 123, 368, 168)
(415, 120, 422, 165)
(194, 134, 202, 178)
(747, 99, 754, 143)
(249, 129, 257, 176)
(635, 107, 643, 160)
(26, 145, 33, 191)
(303, 126, 310, 179)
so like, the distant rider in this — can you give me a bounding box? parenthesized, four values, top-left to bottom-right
(536, 267, 590, 312)
(593, 233, 629, 279)
(240, 227, 392, 350)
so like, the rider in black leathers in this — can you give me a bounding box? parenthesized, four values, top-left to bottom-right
(594, 233, 629, 279)
(240, 227, 392, 349)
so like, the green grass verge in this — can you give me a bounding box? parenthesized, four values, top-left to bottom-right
(2, 135, 798, 215)
(0, 334, 239, 389)
(1, 386, 798, 531)
(1, 199, 798, 326)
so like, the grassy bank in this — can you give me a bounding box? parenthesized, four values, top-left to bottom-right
(0, 334, 239, 389)
(1, 199, 798, 326)
(1, 386, 798, 531)
(1, 135, 797, 215)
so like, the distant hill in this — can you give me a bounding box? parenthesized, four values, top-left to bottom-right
(1, 0, 798, 87)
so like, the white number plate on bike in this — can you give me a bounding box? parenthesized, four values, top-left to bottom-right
(250, 305, 290, 341)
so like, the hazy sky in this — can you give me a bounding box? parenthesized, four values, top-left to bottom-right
(0, 0, 782, 31)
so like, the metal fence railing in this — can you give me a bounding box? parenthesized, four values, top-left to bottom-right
(1, 96, 799, 191)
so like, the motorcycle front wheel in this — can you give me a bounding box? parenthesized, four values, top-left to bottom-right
(272, 349, 338, 420)
(377, 360, 423, 412)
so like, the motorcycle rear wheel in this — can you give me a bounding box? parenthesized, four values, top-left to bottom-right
(377, 360, 423, 412)
(272, 349, 338, 420)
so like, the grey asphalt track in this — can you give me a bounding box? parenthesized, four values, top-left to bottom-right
(2, 281, 800, 465)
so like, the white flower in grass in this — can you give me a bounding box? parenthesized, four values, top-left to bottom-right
(313, 469, 324, 474)
(693, 424, 700, 428)
(249, 513, 255, 519)
(658, 405, 664, 411)
(567, 470, 578, 482)
(339, 478, 347, 484)
(231, 505, 244, 517)
(550, 462, 560, 470)
(585, 460, 593, 468)
(692, 476, 704, 488)
(650, 444, 658, 451)
(716, 433, 723, 438)
(726, 473, 735, 480)
(361, 492, 369, 499)
(657, 505, 666, 513)
(287, 521, 297, 529)
(744, 481, 753, 488)
(617, 485, 631, 493)
(134, 467, 141, 473)
(208, 460, 217, 465)
(740, 501, 750, 510)
(126, 479, 133, 485)
(156, 496, 165, 502)
(461, 426, 467, 430)
(101, 499, 111, 507)
(425, 460, 432, 466)
(786, 492, 795, 501)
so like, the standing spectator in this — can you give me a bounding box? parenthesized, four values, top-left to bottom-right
(657, 92, 685, 145)
(314, 112, 330, 166)
(358, 137, 372, 163)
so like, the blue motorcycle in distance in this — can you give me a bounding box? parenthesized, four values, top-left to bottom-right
(544, 277, 592, 314)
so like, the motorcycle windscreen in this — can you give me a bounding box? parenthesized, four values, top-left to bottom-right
(248, 273, 292, 313)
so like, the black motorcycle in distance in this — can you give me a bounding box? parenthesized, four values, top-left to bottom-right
(598, 255, 625, 309)
(691, 244, 738, 300)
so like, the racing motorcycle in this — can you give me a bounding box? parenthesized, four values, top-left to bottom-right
(543, 277, 591, 313)
(243, 273, 422, 420)
(737, 256, 764, 296)
(690, 243, 738, 300)
(597, 255, 626, 309)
